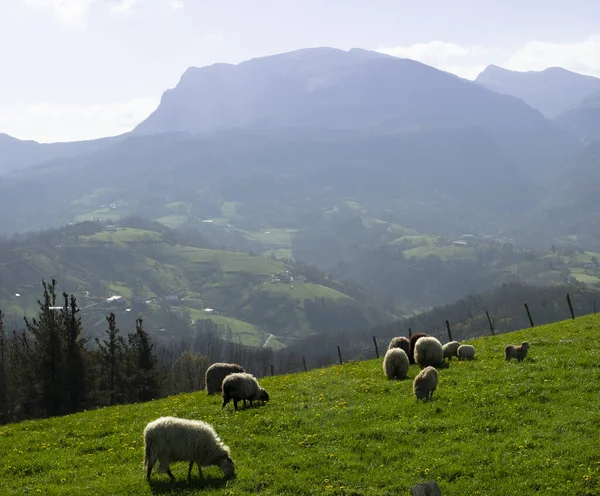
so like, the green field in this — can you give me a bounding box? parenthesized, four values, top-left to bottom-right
(188, 309, 266, 347)
(2, 315, 600, 494)
(259, 282, 349, 301)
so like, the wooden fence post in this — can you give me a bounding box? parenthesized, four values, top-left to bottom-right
(524, 303, 535, 327)
(594, 297, 597, 315)
(337, 345, 343, 365)
(270, 364, 274, 376)
(373, 336, 379, 358)
(566, 293, 575, 320)
(408, 327, 412, 338)
(445, 320, 453, 342)
(302, 356, 307, 372)
(410, 480, 441, 496)
(485, 310, 495, 335)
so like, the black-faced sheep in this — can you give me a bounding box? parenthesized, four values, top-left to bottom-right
(222, 372, 269, 410)
(205, 362, 245, 395)
(504, 342, 529, 362)
(143, 416, 234, 482)
(457, 344, 476, 360)
(387, 336, 411, 357)
(413, 366, 438, 401)
(414, 336, 444, 368)
(408, 332, 429, 364)
(383, 348, 409, 380)
(442, 341, 460, 361)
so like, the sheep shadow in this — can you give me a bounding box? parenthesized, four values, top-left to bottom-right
(149, 476, 230, 494)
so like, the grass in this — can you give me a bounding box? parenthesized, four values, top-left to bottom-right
(2, 315, 600, 494)
(188, 309, 266, 347)
(155, 215, 189, 228)
(259, 282, 350, 301)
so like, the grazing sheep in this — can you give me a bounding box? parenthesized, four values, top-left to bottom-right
(143, 416, 235, 482)
(383, 348, 409, 380)
(408, 332, 429, 364)
(413, 366, 438, 401)
(505, 342, 529, 362)
(388, 336, 411, 357)
(222, 372, 269, 410)
(457, 344, 476, 360)
(205, 362, 245, 395)
(414, 336, 444, 368)
(442, 341, 461, 361)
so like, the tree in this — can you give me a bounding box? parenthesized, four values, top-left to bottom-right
(0, 311, 7, 423)
(95, 313, 125, 406)
(61, 293, 87, 413)
(127, 318, 159, 402)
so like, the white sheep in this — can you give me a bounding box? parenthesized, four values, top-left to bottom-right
(413, 366, 438, 401)
(205, 362, 245, 395)
(222, 372, 269, 410)
(383, 348, 409, 380)
(414, 336, 444, 368)
(143, 416, 235, 482)
(387, 336, 410, 357)
(457, 344, 476, 360)
(442, 341, 460, 361)
(505, 342, 529, 362)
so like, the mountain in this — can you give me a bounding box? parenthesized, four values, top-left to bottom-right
(134, 47, 574, 177)
(554, 90, 600, 143)
(475, 64, 600, 117)
(0, 132, 123, 175)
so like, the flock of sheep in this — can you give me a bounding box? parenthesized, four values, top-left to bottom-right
(384, 333, 530, 402)
(142, 337, 530, 483)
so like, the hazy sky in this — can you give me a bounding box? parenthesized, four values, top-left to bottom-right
(2, 0, 600, 142)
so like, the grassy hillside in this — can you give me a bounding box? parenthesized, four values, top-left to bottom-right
(2, 315, 599, 495)
(0, 221, 393, 345)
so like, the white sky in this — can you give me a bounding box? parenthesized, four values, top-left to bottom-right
(2, 0, 600, 142)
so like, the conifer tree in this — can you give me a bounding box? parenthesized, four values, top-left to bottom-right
(95, 313, 125, 405)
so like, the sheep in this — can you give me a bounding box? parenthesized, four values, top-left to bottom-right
(205, 362, 245, 395)
(413, 366, 438, 401)
(505, 342, 529, 362)
(408, 332, 429, 364)
(222, 372, 269, 410)
(143, 416, 235, 482)
(442, 341, 461, 361)
(457, 344, 476, 360)
(414, 336, 444, 368)
(383, 348, 409, 380)
(387, 336, 411, 357)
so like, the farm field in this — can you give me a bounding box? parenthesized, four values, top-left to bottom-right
(1, 315, 600, 494)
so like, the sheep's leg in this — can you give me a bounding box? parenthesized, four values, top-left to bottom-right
(167, 468, 176, 483)
(198, 464, 204, 480)
(233, 399, 238, 410)
(249, 399, 253, 407)
(146, 462, 154, 480)
(188, 461, 194, 481)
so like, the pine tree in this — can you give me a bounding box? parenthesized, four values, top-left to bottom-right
(61, 293, 87, 413)
(0, 310, 7, 423)
(95, 313, 125, 405)
(25, 280, 67, 416)
(127, 318, 159, 402)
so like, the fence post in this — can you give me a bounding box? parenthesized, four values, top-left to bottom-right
(408, 327, 412, 338)
(302, 356, 307, 372)
(566, 293, 575, 320)
(445, 320, 453, 342)
(524, 303, 535, 327)
(594, 297, 597, 315)
(270, 364, 274, 376)
(337, 345, 343, 365)
(485, 310, 495, 336)
(373, 336, 380, 358)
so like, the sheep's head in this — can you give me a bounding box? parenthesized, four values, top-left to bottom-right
(219, 455, 235, 478)
(521, 342, 529, 351)
(260, 389, 269, 403)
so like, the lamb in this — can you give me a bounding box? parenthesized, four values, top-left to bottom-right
(442, 341, 460, 361)
(457, 344, 476, 360)
(222, 372, 269, 410)
(387, 336, 411, 357)
(205, 362, 245, 395)
(408, 332, 429, 364)
(143, 416, 235, 482)
(383, 348, 409, 380)
(414, 336, 444, 368)
(504, 342, 529, 362)
(413, 366, 438, 401)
